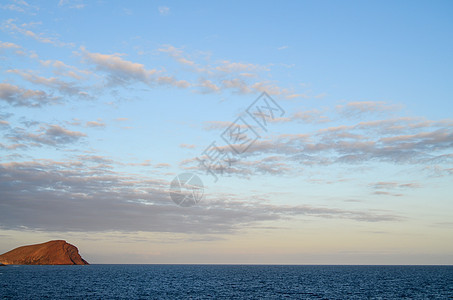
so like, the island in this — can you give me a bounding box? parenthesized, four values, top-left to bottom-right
(0, 240, 89, 265)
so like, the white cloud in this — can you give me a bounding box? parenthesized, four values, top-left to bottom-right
(180, 144, 196, 149)
(157, 44, 303, 97)
(197, 79, 220, 94)
(58, 0, 85, 9)
(337, 101, 403, 118)
(40, 59, 92, 80)
(158, 45, 199, 70)
(158, 6, 170, 16)
(82, 48, 158, 85)
(221, 78, 251, 94)
(215, 60, 268, 73)
(182, 112, 453, 179)
(82, 47, 191, 89)
(0, 41, 26, 56)
(2, 19, 72, 47)
(1, 0, 38, 14)
(86, 120, 105, 128)
(0, 41, 20, 50)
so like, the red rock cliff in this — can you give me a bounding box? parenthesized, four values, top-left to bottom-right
(0, 240, 89, 265)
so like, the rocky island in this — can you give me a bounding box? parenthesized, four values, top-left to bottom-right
(0, 240, 89, 265)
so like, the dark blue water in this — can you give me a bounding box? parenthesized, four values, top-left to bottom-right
(1, 265, 452, 299)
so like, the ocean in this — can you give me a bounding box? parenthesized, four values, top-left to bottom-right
(1, 265, 452, 299)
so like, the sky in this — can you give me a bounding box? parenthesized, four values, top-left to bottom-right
(0, 0, 452, 264)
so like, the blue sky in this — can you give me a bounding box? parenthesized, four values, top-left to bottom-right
(0, 0, 452, 264)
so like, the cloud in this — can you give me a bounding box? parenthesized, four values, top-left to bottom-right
(423, 165, 453, 177)
(86, 120, 105, 128)
(373, 191, 404, 197)
(0, 0, 38, 14)
(376, 183, 420, 189)
(82, 48, 190, 89)
(203, 120, 254, 131)
(215, 60, 268, 73)
(197, 78, 291, 96)
(221, 78, 251, 94)
(197, 79, 221, 94)
(250, 81, 291, 96)
(157, 45, 201, 72)
(0, 41, 20, 49)
(286, 93, 309, 99)
(0, 142, 26, 150)
(157, 76, 190, 88)
(75, 154, 114, 165)
(277, 46, 288, 50)
(158, 6, 170, 15)
(82, 48, 158, 85)
(0, 113, 11, 129)
(337, 101, 403, 118)
(181, 114, 453, 179)
(1, 40, 312, 101)
(115, 118, 128, 121)
(158, 45, 272, 82)
(184, 156, 293, 178)
(155, 163, 170, 168)
(0, 159, 402, 234)
(40, 59, 92, 80)
(58, 0, 85, 9)
(2, 19, 72, 47)
(370, 181, 421, 197)
(157, 44, 303, 97)
(0, 82, 58, 107)
(272, 109, 330, 124)
(0, 41, 37, 58)
(7, 124, 86, 147)
(8, 69, 90, 98)
(180, 144, 196, 149)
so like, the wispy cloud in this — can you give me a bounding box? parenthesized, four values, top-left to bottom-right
(0, 40, 37, 58)
(0, 82, 58, 107)
(81, 47, 189, 89)
(337, 101, 403, 118)
(157, 45, 201, 71)
(7, 124, 86, 147)
(82, 48, 158, 85)
(158, 6, 170, 16)
(1, 0, 39, 14)
(0, 41, 20, 49)
(85, 120, 105, 128)
(182, 114, 453, 178)
(271, 109, 330, 124)
(157, 44, 301, 97)
(2, 19, 73, 47)
(197, 79, 221, 94)
(58, 0, 85, 9)
(180, 144, 196, 149)
(370, 181, 421, 197)
(8, 69, 90, 98)
(215, 60, 269, 73)
(40, 59, 92, 80)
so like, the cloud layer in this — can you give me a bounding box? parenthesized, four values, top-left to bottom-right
(0, 158, 402, 234)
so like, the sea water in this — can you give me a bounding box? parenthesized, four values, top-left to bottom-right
(1, 265, 452, 299)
